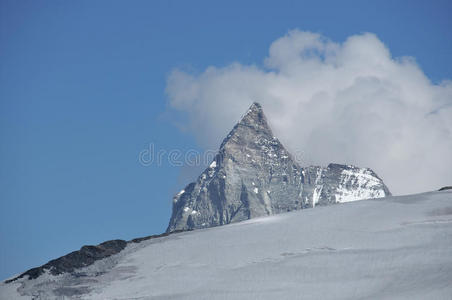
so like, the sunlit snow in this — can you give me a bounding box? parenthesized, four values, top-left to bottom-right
(2, 191, 451, 299)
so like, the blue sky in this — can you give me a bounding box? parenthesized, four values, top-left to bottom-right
(1, 0, 451, 280)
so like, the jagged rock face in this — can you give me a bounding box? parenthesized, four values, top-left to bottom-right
(167, 103, 391, 232)
(6, 231, 186, 284)
(167, 103, 305, 232)
(300, 164, 391, 207)
(6, 240, 128, 282)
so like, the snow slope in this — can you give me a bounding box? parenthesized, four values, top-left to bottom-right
(2, 190, 452, 299)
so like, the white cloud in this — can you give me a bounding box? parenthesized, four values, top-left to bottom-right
(166, 29, 452, 195)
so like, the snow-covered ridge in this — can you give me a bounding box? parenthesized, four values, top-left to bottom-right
(335, 167, 386, 203)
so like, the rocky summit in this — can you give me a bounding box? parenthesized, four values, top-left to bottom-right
(167, 102, 391, 232)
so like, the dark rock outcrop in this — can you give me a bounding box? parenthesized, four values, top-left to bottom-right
(439, 186, 452, 191)
(6, 240, 127, 283)
(5, 230, 187, 283)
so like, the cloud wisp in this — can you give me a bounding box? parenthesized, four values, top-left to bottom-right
(166, 30, 452, 195)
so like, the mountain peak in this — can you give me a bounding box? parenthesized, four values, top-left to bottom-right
(166, 102, 391, 232)
(240, 102, 264, 122)
(219, 102, 273, 149)
(249, 101, 262, 111)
